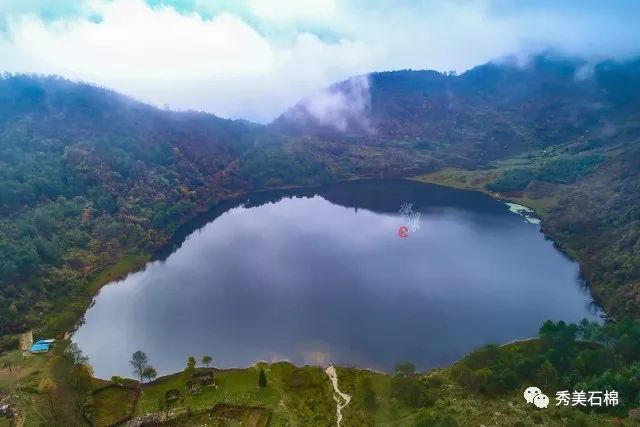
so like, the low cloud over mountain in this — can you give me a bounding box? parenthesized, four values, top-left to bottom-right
(1, 0, 639, 122)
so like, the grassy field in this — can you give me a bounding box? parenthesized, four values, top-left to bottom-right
(169, 404, 271, 426)
(2, 342, 635, 426)
(130, 363, 336, 426)
(136, 367, 278, 415)
(413, 167, 501, 192)
(0, 350, 54, 426)
(413, 165, 560, 218)
(36, 252, 150, 340)
(413, 148, 609, 221)
(86, 252, 151, 294)
(92, 385, 139, 426)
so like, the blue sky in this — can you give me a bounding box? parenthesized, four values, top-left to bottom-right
(1, 0, 639, 122)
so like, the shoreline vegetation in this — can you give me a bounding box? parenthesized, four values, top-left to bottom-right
(0, 173, 624, 425)
(37, 173, 606, 349)
(1, 164, 617, 424)
(32, 180, 365, 347)
(5, 317, 639, 426)
(19, 170, 599, 353)
(1, 176, 622, 425)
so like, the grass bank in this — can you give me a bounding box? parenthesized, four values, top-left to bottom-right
(2, 337, 635, 426)
(36, 252, 150, 340)
(412, 167, 558, 219)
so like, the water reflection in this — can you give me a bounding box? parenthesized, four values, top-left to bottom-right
(73, 180, 600, 378)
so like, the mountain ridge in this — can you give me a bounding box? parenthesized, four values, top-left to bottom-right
(274, 55, 640, 160)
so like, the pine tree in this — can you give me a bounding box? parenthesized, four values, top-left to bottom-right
(258, 367, 267, 388)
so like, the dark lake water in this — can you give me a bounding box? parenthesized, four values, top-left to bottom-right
(72, 179, 600, 378)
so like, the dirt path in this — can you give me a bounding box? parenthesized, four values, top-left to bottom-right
(325, 365, 351, 427)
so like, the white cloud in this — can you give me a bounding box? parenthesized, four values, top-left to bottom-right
(6, 3, 273, 79)
(287, 75, 371, 132)
(0, 0, 379, 122)
(0, 0, 638, 122)
(248, 0, 338, 23)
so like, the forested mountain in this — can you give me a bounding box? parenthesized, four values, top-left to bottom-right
(0, 75, 280, 339)
(274, 55, 640, 165)
(1, 54, 639, 346)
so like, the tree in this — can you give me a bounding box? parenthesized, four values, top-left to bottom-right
(258, 367, 267, 389)
(578, 318, 600, 341)
(187, 356, 196, 370)
(360, 377, 377, 410)
(38, 378, 58, 416)
(131, 351, 149, 383)
(65, 343, 88, 365)
(68, 362, 94, 415)
(391, 361, 428, 407)
(572, 348, 617, 377)
(69, 363, 94, 393)
(202, 355, 212, 367)
(142, 366, 157, 383)
(536, 360, 559, 391)
(394, 361, 416, 377)
(539, 320, 578, 371)
(539, 320, 578, 347)
(414, 409, 459, 427)
(184, 356, 196, 379)
(614, 320, 640, 362)
(473, 368, 492, 394)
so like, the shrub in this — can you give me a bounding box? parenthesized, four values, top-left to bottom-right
(486, 168, 536, 192)
(538, 155, 604, 183)
(258, 367, 267, 388)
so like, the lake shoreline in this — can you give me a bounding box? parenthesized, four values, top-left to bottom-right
(6, 177, 613, 426)
(70, 178, 600, 380)
(42, 175, 605, 363)
(410, 173, 607, 320)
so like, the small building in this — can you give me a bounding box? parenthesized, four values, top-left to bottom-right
(30, 339, 55, 353)
(186, 370, 215, 389)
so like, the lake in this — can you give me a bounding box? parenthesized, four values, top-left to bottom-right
(72, 179, 600, 378)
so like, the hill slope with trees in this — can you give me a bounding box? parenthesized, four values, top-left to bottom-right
(0, 75, 278, 340)
(1, 53, 639, 346)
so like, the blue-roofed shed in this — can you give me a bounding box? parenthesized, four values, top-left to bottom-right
(30, 339, 54, 353)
